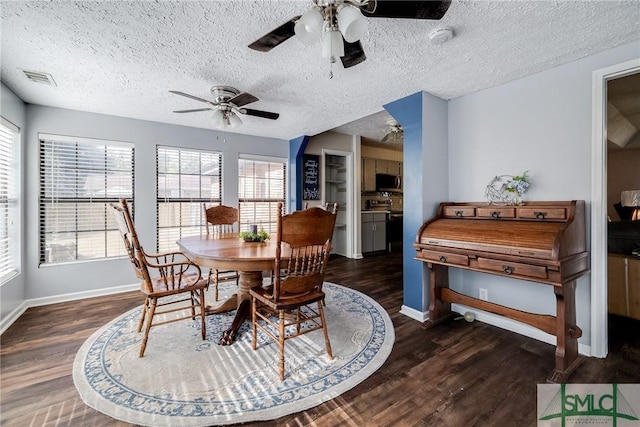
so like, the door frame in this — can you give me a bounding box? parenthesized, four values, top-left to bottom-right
(590, 58, 640, 358)
(321, 148, 355, 258)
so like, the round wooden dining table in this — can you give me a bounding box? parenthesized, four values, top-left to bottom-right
(176, 233, 284, 345)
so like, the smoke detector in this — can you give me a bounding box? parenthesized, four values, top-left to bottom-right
(429, 28, 453, 45)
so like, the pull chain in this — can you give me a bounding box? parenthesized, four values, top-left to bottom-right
(328, 56, 336, 79)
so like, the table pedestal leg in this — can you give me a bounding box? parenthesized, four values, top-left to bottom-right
(205, 294, 238, 314)
(219, 271, 264, 345)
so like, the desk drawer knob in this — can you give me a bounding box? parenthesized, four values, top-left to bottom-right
(439, 255, 447, 262)
(535, 211, 547, 219)
(491, 211, 500, 218)
(502, 265, 514, 275)
(455, 210, 463, 217)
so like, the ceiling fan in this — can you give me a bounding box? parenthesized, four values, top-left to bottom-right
(170, 85, 279, 129)
(248, 0, 451, 70)
(380, 118, 403, 144)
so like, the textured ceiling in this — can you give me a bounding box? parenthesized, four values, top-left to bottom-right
(1, 1, 639, 143)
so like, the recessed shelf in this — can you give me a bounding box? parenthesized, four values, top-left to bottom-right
(326, 162, 344, 168)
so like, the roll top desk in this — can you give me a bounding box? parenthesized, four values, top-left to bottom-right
(414, 201, 589, 383)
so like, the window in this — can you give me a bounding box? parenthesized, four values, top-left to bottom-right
(238, 156, 286, 234)
(39, 134, 134, 265)
(157, 146, 222, 252)
(0, 118, 19, 283)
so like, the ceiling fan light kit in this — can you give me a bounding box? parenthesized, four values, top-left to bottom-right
(322, 30, 345, 61)
(336, 5, 368, 43)
(249, 0, 452, 70)
(211, 108, 226, 128)
(294, 7, 323, 45)
(227, 112, 243, 128)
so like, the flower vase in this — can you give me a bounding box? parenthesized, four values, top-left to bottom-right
(512, 194, 523, 206)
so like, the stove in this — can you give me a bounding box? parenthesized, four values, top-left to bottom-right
(365, 200, 403, 252)
(366, 199, 393, 211)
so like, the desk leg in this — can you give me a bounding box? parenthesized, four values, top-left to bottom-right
(219, 271, 263, 346)
(548, 280, 583, 383)
(425, 264, 455, 328)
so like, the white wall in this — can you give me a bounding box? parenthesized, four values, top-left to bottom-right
(0, 82, 26, 324)
(23, 105, 288, 300)
(447, 40, 640, 348)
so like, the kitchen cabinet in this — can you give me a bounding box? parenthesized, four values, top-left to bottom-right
(362, 157, 376, 191)
(608, 254, 640, 320)
(362, 212, 386, 253)
(362, 157, 403, 192)
(376, 159, 402, 176)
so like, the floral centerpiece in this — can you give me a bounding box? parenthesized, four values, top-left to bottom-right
(238, 227, 270, 243)
(504, 171, 530, 205)
(485, 171, 531, 205)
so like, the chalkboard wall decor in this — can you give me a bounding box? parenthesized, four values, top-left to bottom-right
(303, 154, 320, 200)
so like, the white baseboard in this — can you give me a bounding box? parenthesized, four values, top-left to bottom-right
(1, 283, 139, 335)
(398, 303, 592, 357)
(400, 305, 429, 322)
(0, 301, 28, 335)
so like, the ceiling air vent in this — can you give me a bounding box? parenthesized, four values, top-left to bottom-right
(22, 70, 56, 86)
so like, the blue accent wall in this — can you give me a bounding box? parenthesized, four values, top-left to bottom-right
(289, 135, 310, 212)
(384, 93, 424, 312)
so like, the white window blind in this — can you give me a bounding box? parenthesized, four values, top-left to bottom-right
(0, 118, 19, 283)
(238, 156, 286, 235)
(39, 135, 134, 265)
(157, 146, 222, 252)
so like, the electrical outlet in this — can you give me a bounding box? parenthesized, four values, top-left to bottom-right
(479, 288, 488, 301)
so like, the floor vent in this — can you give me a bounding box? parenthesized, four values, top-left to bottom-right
(22, 70, 56, 86)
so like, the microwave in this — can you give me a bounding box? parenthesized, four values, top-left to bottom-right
(375, 173, 402, 192)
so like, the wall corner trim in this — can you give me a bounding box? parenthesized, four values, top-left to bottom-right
(400, 305, 429, 322)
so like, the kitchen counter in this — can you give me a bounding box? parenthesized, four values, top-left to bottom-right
(361, 209, 391, 214)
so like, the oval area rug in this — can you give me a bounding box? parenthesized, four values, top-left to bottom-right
(73, 282, 394, 426)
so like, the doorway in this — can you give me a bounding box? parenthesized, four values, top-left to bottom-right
(322, 149, 354, 258)
(591, 58, 640, 358)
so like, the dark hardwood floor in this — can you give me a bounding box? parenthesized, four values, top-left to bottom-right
(1, 251, 639, 426)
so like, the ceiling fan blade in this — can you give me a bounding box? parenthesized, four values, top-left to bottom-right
(229, 92, 259, 107)
(242, 108, 280, 120)
(173, 108, 213, 113)
(248, 16, 300, 52)
(169, 90, 213, 104)
(341, 40, 367, 69)
(361, 0, 451, 20)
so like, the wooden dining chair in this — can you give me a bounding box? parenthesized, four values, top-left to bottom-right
(111, 199, 208, 357)
(271, 202, 338, 285)
(203, 203, 240, 301)
(250, 201, 338, 380)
